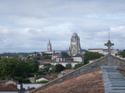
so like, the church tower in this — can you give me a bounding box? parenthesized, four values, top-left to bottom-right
(47, 40, 52, 52)
(69, 33, 81, 56)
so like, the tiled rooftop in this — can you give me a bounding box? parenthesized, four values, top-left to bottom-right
(35, 70, 104, 93)
(0, 83, 18, 91)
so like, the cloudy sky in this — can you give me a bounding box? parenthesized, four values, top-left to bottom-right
(0, 0, 125, 53)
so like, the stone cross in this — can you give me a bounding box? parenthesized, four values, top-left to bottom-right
(105, 40, 114, 54)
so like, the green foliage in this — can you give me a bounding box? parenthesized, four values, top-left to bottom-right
(41, 53, 51, 59)
(74, 51, 103, 69)
(65, 64, 72, 69)
(28, 60, 39, 73)
(38, 64, 65, 75)
(51, 64, 65, 73)
(38, 64, 52, 75)
(61, 52, 70, 58)
(0, 57, 39, 83)
(0, 58, 19, 79)
(84, 51, 103, 64)
(74, 63, 84, 69)
(118, 50, 125, 58)
(15, 77, 31, 83)
(37, 80, 48, 83)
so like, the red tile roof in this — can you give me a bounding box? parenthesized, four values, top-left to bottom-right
(0, 81, 18, 91)
(35, 70, 104, 93)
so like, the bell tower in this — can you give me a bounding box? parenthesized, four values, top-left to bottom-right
(69, 33, 81, 56)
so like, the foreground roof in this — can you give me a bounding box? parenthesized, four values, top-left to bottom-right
(31, 54, 125, 93)
(34, 70, 104, 93)
(0, 81, 18, 91)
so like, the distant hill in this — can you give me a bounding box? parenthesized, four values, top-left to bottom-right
(0, 52, 36, 57)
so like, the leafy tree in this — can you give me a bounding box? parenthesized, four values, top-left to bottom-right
(52, 64, 65, 73)
(65, 64, 72, 69)
(28, 60, 39, 74)
(0, 57, 39, 83)
(118, 50, 125, 58)
(61, 52, 70, 58)
(41, 53, 51, 59)
(74, 63, 84, 69)
(0, 57, 18, 79)
(38, 64, 52, 75)
(84, 51, 103, 64)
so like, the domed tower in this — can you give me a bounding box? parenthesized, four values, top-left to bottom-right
(69, 33, 81, 56)
(47, 40, 52, 52)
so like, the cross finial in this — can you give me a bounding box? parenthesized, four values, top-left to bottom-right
(105, 40, 114, 54)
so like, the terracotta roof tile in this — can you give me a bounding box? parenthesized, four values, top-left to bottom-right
(35, 70, 104, 93)
(0, 83, 18, 91)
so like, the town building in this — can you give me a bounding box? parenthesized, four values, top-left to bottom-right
(31, 40, 125, 93)
(88, 48, 119, 55)
(39, 33, 84, 68)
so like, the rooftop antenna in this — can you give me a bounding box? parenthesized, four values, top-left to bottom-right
(108, 30, 110, 40)
(105, 31, 114, 55)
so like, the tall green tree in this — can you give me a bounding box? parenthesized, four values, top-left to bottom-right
(118, 50, 125, 58)
(65, 64, 72, 69)
(0, 57, 39, 83)
(52, 64, 65, 73)
(84, 51, 103, 64)
(0, 58, 18, 79)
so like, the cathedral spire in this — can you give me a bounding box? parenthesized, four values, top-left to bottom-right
(47, 40, 52, 52)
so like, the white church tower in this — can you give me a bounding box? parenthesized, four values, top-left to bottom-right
(69, 33, 81, 56)
(47, 40, 52, 52)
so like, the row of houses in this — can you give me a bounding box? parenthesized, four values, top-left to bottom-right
(38, 51, 84, 68)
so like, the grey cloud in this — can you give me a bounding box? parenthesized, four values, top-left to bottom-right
(0, 0, 125, 52)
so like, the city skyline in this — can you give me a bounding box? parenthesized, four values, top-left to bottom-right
(0, 0, 125, 53)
